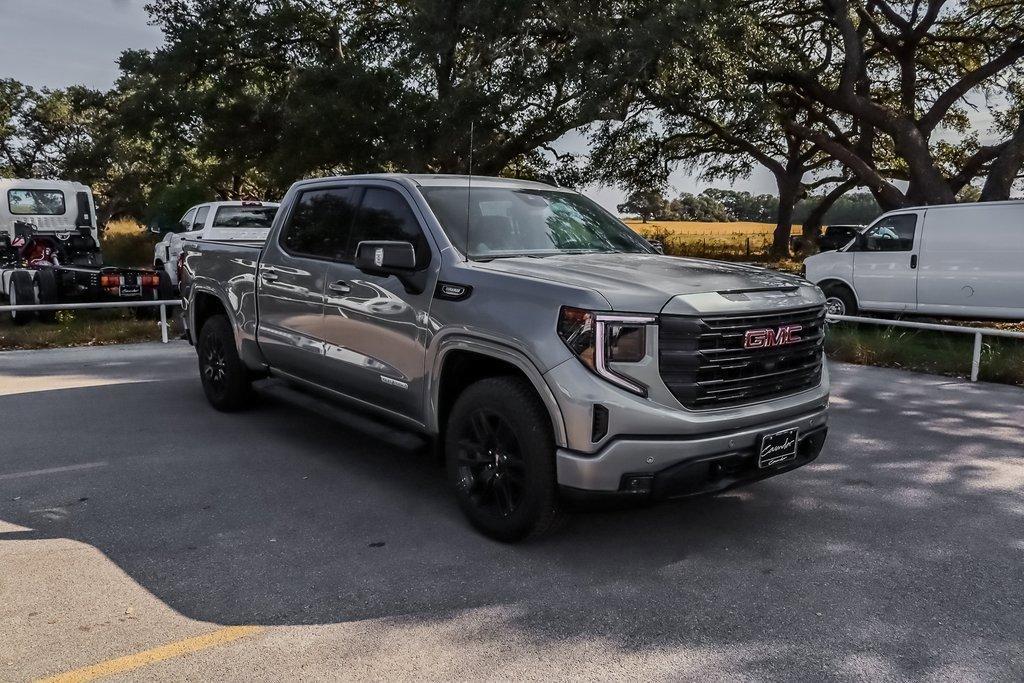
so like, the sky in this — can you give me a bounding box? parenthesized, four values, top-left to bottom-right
(0, 0, 788, 210)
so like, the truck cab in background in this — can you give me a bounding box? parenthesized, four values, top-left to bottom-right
(0, 178, 170, 325)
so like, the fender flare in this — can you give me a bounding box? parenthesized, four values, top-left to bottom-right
(428, 335, 568, 448)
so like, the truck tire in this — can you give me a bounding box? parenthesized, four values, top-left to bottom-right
(197, 314, 253, 411)
(7, 271, 37, 326)
(822, 283, 857, 317)
(35, 269, 58, 323)
(157, 270, 174, 300)
(444, 376, 561, 542)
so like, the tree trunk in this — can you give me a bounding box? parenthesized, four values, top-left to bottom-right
(771, 175, 801, 258)
(802, 178, 858, 237)
(893, 123, 957, 205)
(981, 113, 1024, 201)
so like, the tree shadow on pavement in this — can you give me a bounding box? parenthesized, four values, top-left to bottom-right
(0, 360, 1021, 679)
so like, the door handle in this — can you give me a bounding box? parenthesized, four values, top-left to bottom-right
(328, 281, 351, 294)
(910, 254, 918, 269)
(261, 266, 279, 281)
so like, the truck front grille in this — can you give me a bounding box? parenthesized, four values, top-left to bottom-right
(659, 305, 825, 410)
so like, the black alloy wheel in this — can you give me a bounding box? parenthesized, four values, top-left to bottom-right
(454, 408, 528, 518)
(445, 376, 560, 541)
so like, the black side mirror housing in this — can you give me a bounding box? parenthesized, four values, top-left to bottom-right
(354, 240, 425, 294)
(354, 240, 416, 273)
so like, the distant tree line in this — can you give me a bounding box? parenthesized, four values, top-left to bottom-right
(2, 0, 1022, 255)
(619, 188, 881, 226)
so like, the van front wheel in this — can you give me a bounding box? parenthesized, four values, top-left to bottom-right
(823, 284, 857, 317)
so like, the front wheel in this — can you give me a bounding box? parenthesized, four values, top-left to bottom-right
(197, 314, 253, 411)
(444, 376, 561, 542)
(823, 285, 857, 317)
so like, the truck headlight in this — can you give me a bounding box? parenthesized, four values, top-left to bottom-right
(558, 307, 656, 396)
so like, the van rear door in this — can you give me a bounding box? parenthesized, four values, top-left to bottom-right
(852, 212, 922, 311)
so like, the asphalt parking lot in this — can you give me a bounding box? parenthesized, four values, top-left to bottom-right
(1, 342, 1022, 681)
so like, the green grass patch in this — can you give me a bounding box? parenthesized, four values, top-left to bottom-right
(0, 309, 177, 351)
(825, 323, 1024, 387)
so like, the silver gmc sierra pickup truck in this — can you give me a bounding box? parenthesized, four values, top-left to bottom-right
(181, 174, 830, 541)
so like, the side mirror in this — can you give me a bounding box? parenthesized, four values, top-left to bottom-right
(353, 240, 426, 294)
(148, 222, 163, 235)
(354, 240, 416, 274)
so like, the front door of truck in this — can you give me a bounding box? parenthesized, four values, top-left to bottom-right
(319, 183, 439, 423)
(256, 187, 359, 377)
(852, 213, 921, 311)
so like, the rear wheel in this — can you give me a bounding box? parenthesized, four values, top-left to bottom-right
(8, 271, 37, 326)
(445, 376, 560, 542)
(35, 269, 58, 323)
(197, 314, 253, 411)
(823, 284, 857, 317)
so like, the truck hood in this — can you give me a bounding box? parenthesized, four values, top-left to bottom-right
(474, 253, 814, 312)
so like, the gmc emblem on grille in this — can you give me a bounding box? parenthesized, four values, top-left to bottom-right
(744, 324, 803, 349)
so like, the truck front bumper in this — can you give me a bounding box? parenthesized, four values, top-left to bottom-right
(555, 406, 828, 497)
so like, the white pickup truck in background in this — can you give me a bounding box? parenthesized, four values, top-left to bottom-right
(152, 201, 279, 286)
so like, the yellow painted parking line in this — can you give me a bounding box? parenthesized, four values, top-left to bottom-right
(38, 625, 263, 683)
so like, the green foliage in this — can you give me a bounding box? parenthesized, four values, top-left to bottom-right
(101, 228, 160, 268)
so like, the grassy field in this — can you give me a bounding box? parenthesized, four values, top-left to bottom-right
(825, 322, 1024, 387)
(623, 220, 795, 266)
(623, 220, 778, 236)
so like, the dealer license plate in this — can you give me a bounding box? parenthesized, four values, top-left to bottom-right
(758, 428, 799, 468)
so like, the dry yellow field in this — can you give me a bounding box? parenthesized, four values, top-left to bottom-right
(623, 220, 778, 236)
(104, 218, 145, 235)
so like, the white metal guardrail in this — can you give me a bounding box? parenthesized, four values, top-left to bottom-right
(827, 313, 1024, 382)
(0, 299, 182, 343)
(1, 301, 1019, 380)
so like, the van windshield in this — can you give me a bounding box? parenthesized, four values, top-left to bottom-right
(420, 187, 653, 260)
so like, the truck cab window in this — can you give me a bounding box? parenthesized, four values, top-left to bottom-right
(281, 187, 359, 259)
(350, 187, 430, 268)
(860, 214, 916, 252)
(192, 206, 209, 230)
(179, 208, 197, 233)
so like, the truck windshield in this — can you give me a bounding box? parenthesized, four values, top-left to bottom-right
(212, 205, 278, 228)
(8, 189, 66, 215)
(420, 187, 654, 260)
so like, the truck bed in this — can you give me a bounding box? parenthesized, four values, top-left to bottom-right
(180, 238, 263, 342)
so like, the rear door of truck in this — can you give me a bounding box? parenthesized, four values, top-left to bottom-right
(254, 191, 345, 377)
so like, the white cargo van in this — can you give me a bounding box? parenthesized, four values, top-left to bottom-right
(804, 201, 1024, 320)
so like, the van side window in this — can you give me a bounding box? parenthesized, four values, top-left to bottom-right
(349, 187, 430, 268)
(281, 186, 359, 260)
(861, 214, 916, 252)
(192, 206, 209, 230)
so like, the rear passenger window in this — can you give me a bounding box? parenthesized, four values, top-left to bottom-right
(351, 188, 430, 268)
(282, 187, 359, 259)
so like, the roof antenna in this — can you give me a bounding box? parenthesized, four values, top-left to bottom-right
(464, 122, 473, 262)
